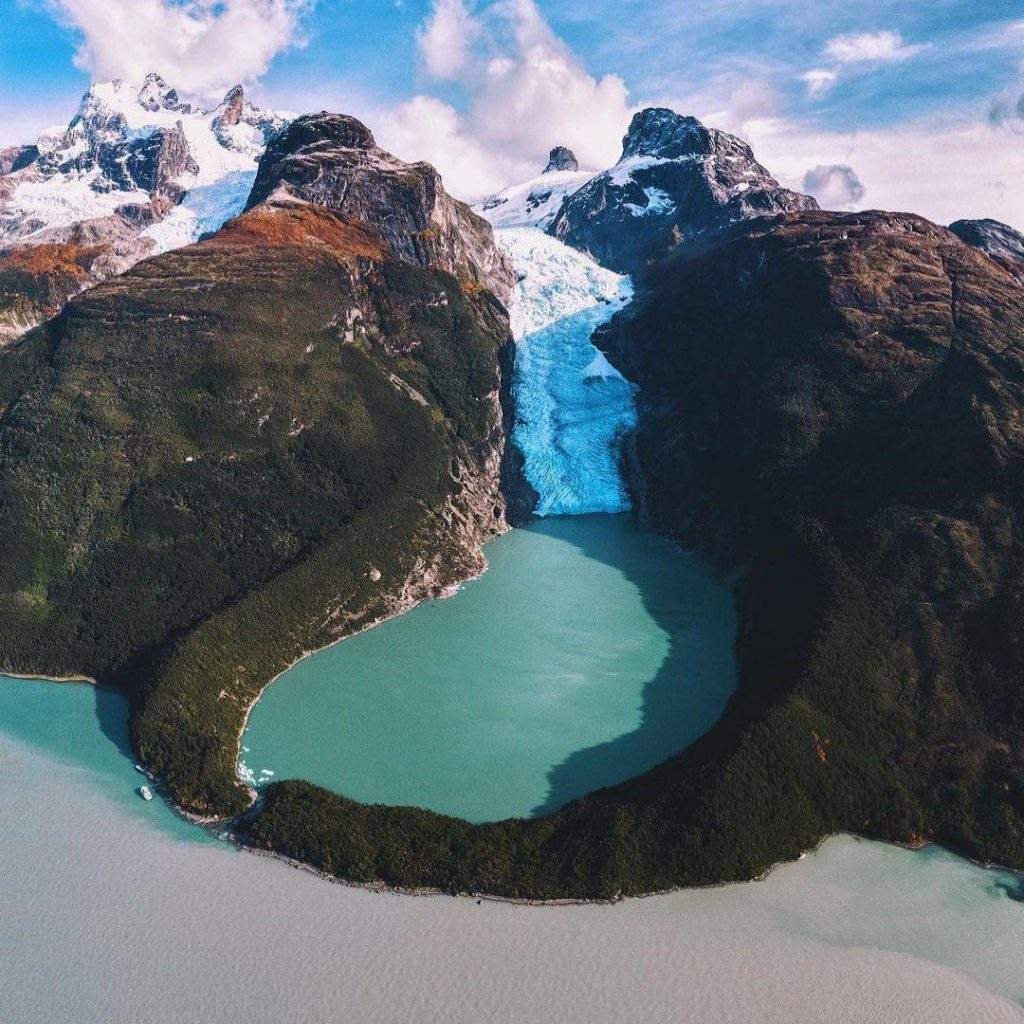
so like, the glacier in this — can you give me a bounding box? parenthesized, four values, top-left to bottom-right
(496, 227, 637, 516)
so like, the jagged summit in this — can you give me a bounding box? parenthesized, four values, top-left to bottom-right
(619, 108, 707, 160)
(246, 111, 514, 299)
(548, 106, 818, 274)
(0, 72, 289, 343)
(543, 146, 579, 174)
(136, 72, 189, 114)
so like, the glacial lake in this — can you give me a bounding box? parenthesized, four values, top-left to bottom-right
(241, 513, 737, 821)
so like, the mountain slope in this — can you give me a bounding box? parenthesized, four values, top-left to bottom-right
(549, 107, 817, 274)
(0, 113, 515, 816)
(474, 147, 593, 230)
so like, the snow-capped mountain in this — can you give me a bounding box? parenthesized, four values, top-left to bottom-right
(548, 108, 818, 274)
(473, 146, 593, 230)
(2, 72, 286, 249)
(0, 73, 288, 342)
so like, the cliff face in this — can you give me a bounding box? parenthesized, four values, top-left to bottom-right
(0, 115, 516, 816)
(595, 209, 1024, 874)
(549, 108, 817, 274)
(247, 112, 516, 301)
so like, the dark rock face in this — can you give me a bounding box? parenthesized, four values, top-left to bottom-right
(247, 112, 515, 300)
(135, 72, 189, 114)
(543, 146, 579, 173)
(949, 218, 1024, 279)
(0, 145, 39, 176)
(548, 107, 817, 274)
(594, 209, 1024, 880)
(120, 124, 199, 200)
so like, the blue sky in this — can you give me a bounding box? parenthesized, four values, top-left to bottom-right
(2, 1, 1023, 221)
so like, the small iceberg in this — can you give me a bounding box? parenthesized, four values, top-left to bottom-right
(138, 785, 153, 801)
(260, 769, 274, 777)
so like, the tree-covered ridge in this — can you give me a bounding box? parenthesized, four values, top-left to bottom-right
(246, 210, 1024, 897)
(0, 199, 512, 814)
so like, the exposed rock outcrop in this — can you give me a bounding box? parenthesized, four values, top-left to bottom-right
(0, 145, 38, 176)
(247, 112, 515, 301)
(543, 146, 579, 173)
(548, 107, 817, 274)
(949, 217, 1024, 280)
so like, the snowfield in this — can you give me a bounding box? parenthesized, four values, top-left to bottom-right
(474, 169, 593, 230)
(497, 227, 637, 516)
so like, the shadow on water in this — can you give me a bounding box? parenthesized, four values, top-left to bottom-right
(93, 684, 136, 763)
(527, 513, 738, 818)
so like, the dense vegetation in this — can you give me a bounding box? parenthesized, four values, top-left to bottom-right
(247, 210, 1024, 897)
(5, 197, 1024, 900)
(0, 204, 510, 815)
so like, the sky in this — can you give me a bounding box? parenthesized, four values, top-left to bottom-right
(1, 0, 1023, 224)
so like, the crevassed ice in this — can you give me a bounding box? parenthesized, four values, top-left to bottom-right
(497, 227, 636, 516)
(142, 170, 257, 253)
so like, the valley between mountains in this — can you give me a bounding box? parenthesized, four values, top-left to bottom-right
(1, 75, 1023, 899)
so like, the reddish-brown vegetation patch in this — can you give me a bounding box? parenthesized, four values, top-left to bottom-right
(205, 205, 389, 262)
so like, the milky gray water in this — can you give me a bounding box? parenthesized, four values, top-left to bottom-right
(1, 675, 1023, 1024)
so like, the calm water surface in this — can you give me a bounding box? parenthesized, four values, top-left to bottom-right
(0, 686, 1022, 1023)
(241, 514, 737, 821)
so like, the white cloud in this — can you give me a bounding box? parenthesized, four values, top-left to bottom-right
(802, 163, 865, 209)
(823, 30, 925, 65)
(749, 115, 1024, 230)
(47, 0, 308, 97)
(800, 68, 837, 98)
(379, 0, 633, 198)
(417, 0, 481, 80)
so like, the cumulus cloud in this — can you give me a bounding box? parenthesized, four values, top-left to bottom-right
(748, 116, 1024, 229)
(823, 30, 925, 65)
(47, 0, 308, 96)
(417, 0, 480, 80)
(379, 0, 632, 197)
(802, 163, 866, 210)
(800, 68, 837, 98)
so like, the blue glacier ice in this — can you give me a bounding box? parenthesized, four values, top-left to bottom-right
(497, 227, 637, 516)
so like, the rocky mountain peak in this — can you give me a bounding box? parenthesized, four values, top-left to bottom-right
(260, 113, 377, 166)
(217, 85, 246, 127)
(949, 218, 1024, 279)
(620, 108, 708, 161)
(548, 105, 818, 275)
(245, 111, 513, 299)
(543, 146, 579, 174)
(136, 72, 188, 114)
